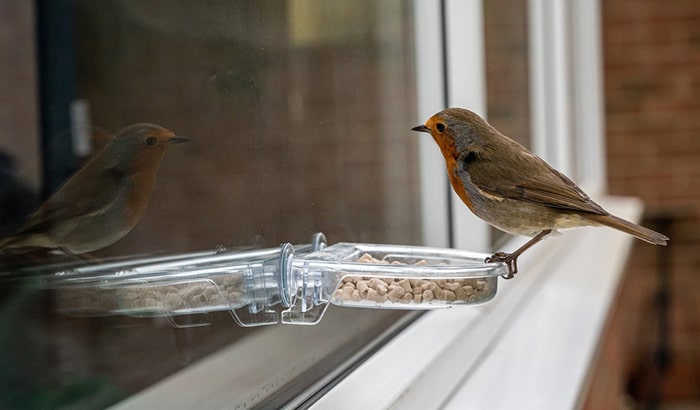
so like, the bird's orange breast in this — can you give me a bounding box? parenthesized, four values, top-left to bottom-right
(122, 153, 165, 220)
(445, 156, 477, 212)
(432, 136, 478, 214)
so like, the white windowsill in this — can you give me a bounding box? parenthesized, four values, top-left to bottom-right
(312, 195, 642, 410)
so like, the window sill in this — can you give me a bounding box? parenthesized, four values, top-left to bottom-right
(311, 195, 643, 409)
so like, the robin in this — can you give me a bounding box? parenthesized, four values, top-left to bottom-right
(412, 108, 668, 278)
(0, 123, 188, 255)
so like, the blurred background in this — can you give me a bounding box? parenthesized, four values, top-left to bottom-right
(587, 1, 700, 407)
(0, 0, 698, 408)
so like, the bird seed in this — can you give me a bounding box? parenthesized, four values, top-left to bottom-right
(331, 253, 493, 306)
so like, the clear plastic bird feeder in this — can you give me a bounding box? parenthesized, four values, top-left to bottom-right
(41, 233, 508, 327)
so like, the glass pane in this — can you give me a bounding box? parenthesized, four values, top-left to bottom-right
(484, 0, 531, 148)
(73, 0, 421, 253)
(0, 1, 420, 408)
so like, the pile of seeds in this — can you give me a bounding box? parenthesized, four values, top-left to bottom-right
(332, 253, 493, 306)
(54, 287, 118, 315)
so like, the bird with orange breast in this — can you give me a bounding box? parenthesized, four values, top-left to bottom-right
(0, 123, 188, 255)
(412, 108, 668, 278)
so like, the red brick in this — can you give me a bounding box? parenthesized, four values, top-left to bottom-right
(593, 1, 700, 405)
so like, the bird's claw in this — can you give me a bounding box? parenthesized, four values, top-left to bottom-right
(485, 252, 518, 279)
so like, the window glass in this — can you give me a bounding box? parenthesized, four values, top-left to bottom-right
(0, 1, 420, 408)
(484, 0, 530, 148)
(73, 0, 421, 253)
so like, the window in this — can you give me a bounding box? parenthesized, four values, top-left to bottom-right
(1, 1, 426, 408)
(1, 0, 614, 408)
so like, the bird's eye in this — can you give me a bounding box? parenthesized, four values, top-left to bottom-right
(145, 137, 158, 146)
(436, 123, 446, 133)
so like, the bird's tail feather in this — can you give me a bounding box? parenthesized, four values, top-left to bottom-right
(588, 214, 669, 245)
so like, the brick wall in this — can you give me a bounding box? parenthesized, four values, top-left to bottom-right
(584, 1, 700, 407)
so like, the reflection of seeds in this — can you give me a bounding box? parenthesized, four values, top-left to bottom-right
(54, 288, 118, 314)
(164, 293, 185, 310)
(102, 274, 246, 314)
(55, 268, 248, 317)
(332, 253, 493, 305)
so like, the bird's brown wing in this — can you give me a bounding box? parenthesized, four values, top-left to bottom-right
(9, 168, 130, 237)
(466, 152, 607, 215)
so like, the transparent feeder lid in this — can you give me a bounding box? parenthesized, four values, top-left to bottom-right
(42, 233, 508, 327)
(45, 237, 315, 327)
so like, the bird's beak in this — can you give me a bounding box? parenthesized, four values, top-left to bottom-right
(411, 125, 430, 133)
(168, 136, 190, 144)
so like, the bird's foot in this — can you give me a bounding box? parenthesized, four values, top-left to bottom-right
(485, 252, 518, 279)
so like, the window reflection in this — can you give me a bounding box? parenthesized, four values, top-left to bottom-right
(1, 1, 419, 408)
(73, 0, 420, 258)
(0, 124, 186, 256)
